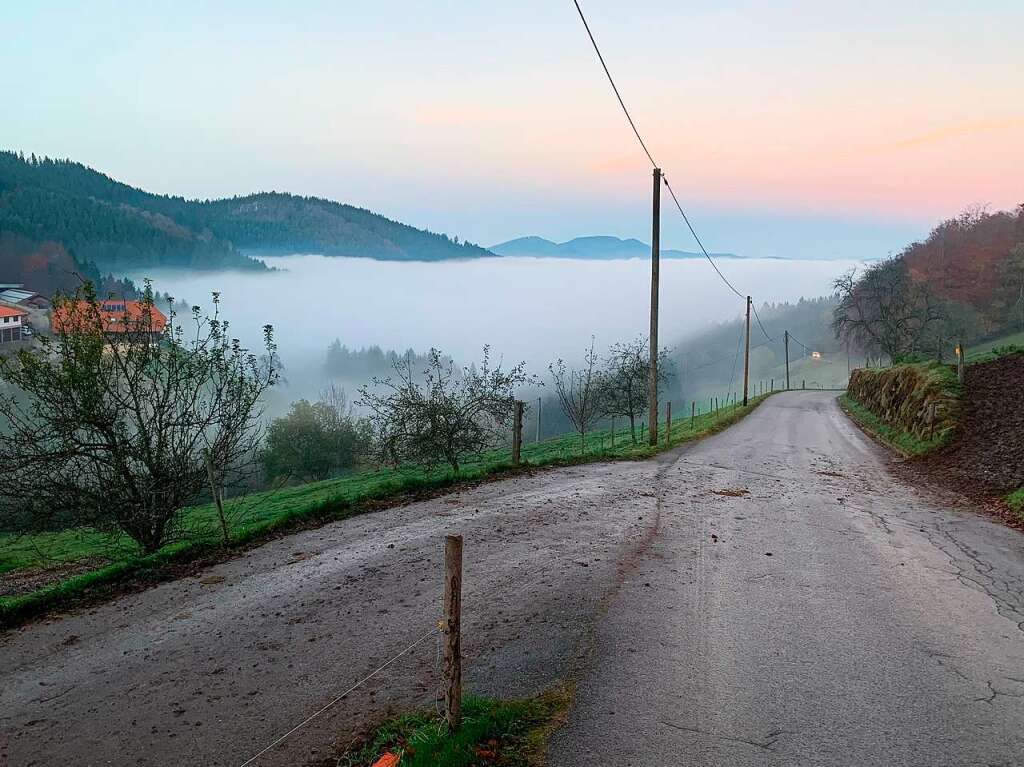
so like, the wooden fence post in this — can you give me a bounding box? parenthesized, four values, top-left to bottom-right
(444, 534, 463, 732)
(665, 401, 672, 445)
(512, 400, 523, 465)
(691, 400, 695, 428)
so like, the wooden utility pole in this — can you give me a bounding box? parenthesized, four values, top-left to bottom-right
(512, 400, 524, 465)
(742, 296, 751, 406)
(648, 168, 662, 446)
(784, 330, 790, 390)
(691, 400, 695, 427)
(443, 534, 463, 732)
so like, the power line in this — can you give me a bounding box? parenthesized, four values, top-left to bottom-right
(570, 1, 749, 303)
(727, 322, 745, 396)
(750, 303, 775, 342)
(571, 0, 656, 168)
(662, 178, 745, 300)
(787, 331, 813, 352)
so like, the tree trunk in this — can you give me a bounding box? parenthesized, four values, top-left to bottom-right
(629, 414, 636, 444)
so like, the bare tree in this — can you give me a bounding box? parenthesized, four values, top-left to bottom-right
(832, 259, 947, 362)
(549, 338, 603, 453)
(357, 346, 532, 473)
(599, 337, 674, 443)
(0, 282, 278, 553)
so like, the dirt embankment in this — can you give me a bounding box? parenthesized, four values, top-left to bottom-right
(918, 353, 1024, 498)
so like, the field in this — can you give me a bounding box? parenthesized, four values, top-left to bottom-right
(0, 394, 771, 624)
(965, 330, 1024, 365)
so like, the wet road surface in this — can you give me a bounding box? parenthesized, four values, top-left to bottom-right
(549, 391, 1024, 766)
(3, 392, 1022, 766)
(2, 422, 664, 765)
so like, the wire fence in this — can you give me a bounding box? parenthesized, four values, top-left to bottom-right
(237, 625, 441, 767)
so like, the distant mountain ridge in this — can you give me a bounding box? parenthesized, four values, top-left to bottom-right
(490, 235, 742, 260)
(0, 151, 493, 280)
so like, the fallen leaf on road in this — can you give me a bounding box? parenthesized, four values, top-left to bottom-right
(712, 488, 749, 497)
(199, 575, 225, 585)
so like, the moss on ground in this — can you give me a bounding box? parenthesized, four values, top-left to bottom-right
(839, 393, 947, 456)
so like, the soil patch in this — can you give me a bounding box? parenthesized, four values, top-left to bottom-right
(915, 353, 1024, 498)
(0, 556, 110, 598)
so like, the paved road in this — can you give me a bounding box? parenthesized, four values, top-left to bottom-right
(549, 391, 1024, 765)
(3, 392, 1022, 766)
(2, 428, 664, 765)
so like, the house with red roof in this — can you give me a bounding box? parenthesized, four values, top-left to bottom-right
(51, 299, 168, 342)
(0, 303, 29, 344)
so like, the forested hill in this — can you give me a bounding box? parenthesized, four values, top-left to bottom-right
(0, 152, 493, 279)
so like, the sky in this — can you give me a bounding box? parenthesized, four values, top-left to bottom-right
(2, 0, 1022, 259)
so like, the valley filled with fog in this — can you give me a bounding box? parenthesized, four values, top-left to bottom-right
(132, 254, 862, 402)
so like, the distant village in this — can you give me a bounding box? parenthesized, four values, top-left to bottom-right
(0, 282, 167, 350)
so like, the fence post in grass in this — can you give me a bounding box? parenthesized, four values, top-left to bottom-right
(771, 378, 774, 392)
(444, 534, 463, 732)
(512, 400, 524, 465)
(691, 400, 695, 428)
(665, 401, 672, 445)
(802, 379, 805, 390)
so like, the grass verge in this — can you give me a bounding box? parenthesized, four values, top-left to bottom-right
(839, 393, 946, 456)
(336, 689, 570, 767)
(1, 394, 772, 629)
(1008, 488, 1024, 519)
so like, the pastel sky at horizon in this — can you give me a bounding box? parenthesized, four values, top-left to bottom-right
(3, 0, 1021, 259)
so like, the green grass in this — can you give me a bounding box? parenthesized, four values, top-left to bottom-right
(965, 330, 1024, 366)
(0, 394, 772, 628)
(839, 393, 946, 456)
(338, 691, 568, 767)
(1008, 488, 1024, 517)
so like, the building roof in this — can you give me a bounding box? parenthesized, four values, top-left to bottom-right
(0, 289, 39, 304)
(51, 300, 168, 335)
(0, 304, 28, 318)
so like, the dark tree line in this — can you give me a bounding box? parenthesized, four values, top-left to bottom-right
(832, 206, 1024, 362)
(0, 151, 491, 276)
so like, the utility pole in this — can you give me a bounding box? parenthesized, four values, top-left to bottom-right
(536, 396, 542, 442)
(742, 295, 751, 406)
(648, 167, 661, 446)
(784, 330, 790, 390)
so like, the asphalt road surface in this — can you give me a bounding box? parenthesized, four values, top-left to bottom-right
(2, 392, 1022, 766)
(549, 391, 1024, 765)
